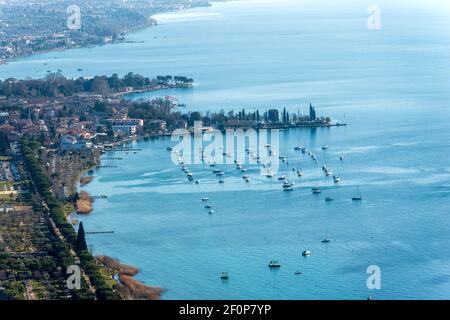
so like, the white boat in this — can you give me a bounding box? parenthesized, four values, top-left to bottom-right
(268, 260, 281, 268)
(209, 210, 215, 214)
(340, 154, 344, 161)
(245, 178, 251, 182)
(202, 197, 209, 202)
(297, 170, 303, 177)
(283, 181, 294, 191)
(333, 176, 341, 183)
(302, 250, 311, 257)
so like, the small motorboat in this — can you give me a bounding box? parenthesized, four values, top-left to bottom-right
(322, 146, 329, 150)
(302, 250, 311, 257)
(278, 176, 287, 181)
(283, 181, 294, 191)
(218, 180, 225, 184)
(245, 178, 251, 183)
(312, 188, 321, 194)
(268, 260, 281, 268)
(220, 272, 229, 280)
(334, 176, 341, 184)
(297, 171, 304, 177)
(204, 205, 213, 209)
(202, 197, 209, 202)
(195, 180, 200, 184)
(325, 196, 333, 202)
(294, 271, 302, 275)
(209, 210, 215, 215)
(321, 238, 331, 244)
(242, 175, 250, 180)
(166, 146, 173, 151)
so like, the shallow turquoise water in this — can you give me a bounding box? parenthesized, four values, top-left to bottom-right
(2, 0, 450, 299)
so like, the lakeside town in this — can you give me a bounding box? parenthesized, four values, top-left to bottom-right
(0, 71, 339, 299)
(0, 0, 212, 63)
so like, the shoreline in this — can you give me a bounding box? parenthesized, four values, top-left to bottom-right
(0, 2, 216, 68)
(76, 135, 168, 299)
(96, 255, 164, 300)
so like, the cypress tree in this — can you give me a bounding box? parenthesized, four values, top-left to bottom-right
(76, 222, 88, 251)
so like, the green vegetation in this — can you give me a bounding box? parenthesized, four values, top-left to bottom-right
(75, 222, 88, 252)
(0, 132, 10, 154)
(0, 72, 186, 98)
(20, 138, 118, 300)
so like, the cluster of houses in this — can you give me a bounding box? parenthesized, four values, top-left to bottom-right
(0, 93, 146, 154)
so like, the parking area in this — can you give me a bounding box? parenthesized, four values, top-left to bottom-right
(0, 160, 21, 182)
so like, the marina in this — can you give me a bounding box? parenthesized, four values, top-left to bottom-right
(3, 0, 449, 301)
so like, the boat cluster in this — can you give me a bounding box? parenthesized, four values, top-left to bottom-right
(168, 144, 362, 201)
(201, 197, 215, 215)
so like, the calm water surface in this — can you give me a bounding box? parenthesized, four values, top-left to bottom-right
(2, 0, 450, 299)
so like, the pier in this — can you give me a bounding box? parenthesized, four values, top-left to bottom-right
(86, 231, 115, 235)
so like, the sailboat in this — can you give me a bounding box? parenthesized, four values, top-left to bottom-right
(296, 161, 303, 177)
(321, 232, 331, 243)
(294, 137, 302, 151)
(352, 188, 362, 201)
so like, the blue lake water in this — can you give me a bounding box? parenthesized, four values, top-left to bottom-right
(2, 0, 450, 299)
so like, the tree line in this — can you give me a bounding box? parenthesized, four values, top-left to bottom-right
(21, 139, 119, 300)
(0, 72, 192, 98)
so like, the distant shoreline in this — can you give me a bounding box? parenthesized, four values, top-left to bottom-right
(0, 2, 216, 67)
